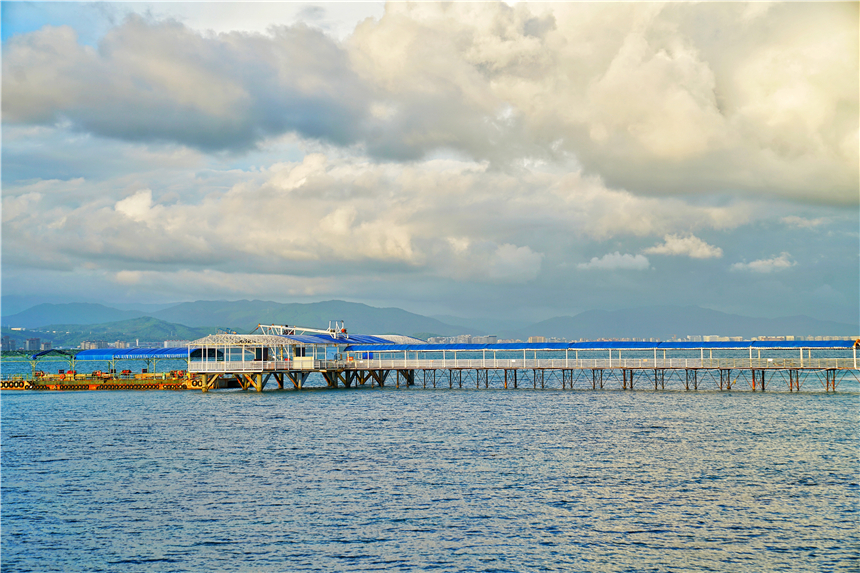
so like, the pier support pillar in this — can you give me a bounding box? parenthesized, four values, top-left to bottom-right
(370, 370, 389, 388)
(750, 369, 766, 392)
(788, 370, 800, 392)
(592, 369, 604, 390)
(720, 369, 733, 391)
(654, 369, 665, 390)
(322, 371, 338, 388)
(825, 369, 837, 392)
(622, 369, 634, 390)
(396, 370, 413, 388)
(685, 370, 697, 391)
(286, 371, 309, 389)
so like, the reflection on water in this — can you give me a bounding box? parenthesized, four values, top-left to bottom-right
(2, 389, 858, 572)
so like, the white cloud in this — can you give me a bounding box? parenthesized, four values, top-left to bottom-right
(115, 189, 158, 224)
(484, 243, 544, 282)
(114, 270, 142, 285)
(2, 192, 42, 223)
(6, 151, 747, 284)
(577, 252, 650, 271)
(3, 3, 856, 203)
(643, 234, 723, 259)
(781, 216, 827, 229)
(731, 252, 797, 273)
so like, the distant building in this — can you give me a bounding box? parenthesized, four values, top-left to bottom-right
(40, 341, 52, 351)
(528, 336, 546, 343)
(472, 335, 498, 344)
(114, 341, 129, 349)
(80, 340, 109, 350)
(164, 340, 191, 348)
(25, 338, 41, 351)
(1, 336, 16, 351)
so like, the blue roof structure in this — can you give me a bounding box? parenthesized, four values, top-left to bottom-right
(284, 333, 391, 345)
(28, 349, 75, 360)
(74, 347, 189, 360)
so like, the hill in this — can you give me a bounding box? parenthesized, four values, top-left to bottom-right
(2, 303, 149, 329)
(150, 299, 469, 337)
(28, 317, 215, 347)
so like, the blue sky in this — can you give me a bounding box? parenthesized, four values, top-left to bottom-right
(1, 2, 858, 326)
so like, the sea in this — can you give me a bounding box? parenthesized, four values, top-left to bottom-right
(2, 386, 858, 572)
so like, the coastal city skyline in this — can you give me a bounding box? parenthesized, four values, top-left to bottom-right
(2, 2, 858, 327)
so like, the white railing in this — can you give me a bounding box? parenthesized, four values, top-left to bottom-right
(186, 357, 857, 373)
(188, 360, 291, 373)
(343, 358, 857, 370)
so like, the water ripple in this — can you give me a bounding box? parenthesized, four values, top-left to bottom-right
(2, 390, 858, 571)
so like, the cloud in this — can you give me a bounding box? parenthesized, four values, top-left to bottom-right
(781, 216, 827, 229)
(577, 252, 650, 271)
(731, 252, 796, 273)
(2, 17, 371, 152)
(3, 3, 856, 202)
(5, 150, 748, 286)
(643, 234, 723, 259)
(115, 189, 160, 224)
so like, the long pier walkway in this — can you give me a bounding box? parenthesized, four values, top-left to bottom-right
(190, 348, 859, 394)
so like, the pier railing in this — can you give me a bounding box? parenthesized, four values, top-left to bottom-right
(185, 357, 856, 374)
(188, 360, 291, 373)
(345, 357, 856, 370)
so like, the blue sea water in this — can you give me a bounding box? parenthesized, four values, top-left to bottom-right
(2, 388, 858, 572)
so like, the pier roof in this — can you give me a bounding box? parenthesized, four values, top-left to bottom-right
(189, 332, 393, 346)
(74, 347, 189, 360)
(282, 333, 393, 345)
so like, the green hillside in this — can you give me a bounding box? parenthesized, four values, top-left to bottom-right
(2, 303, 149, 328)
(7, 317, 216, 348)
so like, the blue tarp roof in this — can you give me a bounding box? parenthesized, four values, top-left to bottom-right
(28, 349, 75, 360)
(569, 341, 661, 350)
(344, 340, 859, 353)
(655, 341, 749, 349)
(74, 347, 189, 360)
(283, 333, 391, 345)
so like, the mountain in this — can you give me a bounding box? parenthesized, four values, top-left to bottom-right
(513, 306, 859, 340)
(430, 314, 529, 335)
(29, 317, 215, 347)
(2, 303, 150, 329)
(149, 299, 469, 337)
(4, 300, 855, 346)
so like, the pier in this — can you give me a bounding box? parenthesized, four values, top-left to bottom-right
(187, 330, 860, 393)
(3, 325, 858, 393)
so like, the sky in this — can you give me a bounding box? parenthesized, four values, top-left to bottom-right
(1, 1, 858, 325)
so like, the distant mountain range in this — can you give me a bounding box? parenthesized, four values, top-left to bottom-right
(2, 300, 857, 347)
(2, 317, 214, 348)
